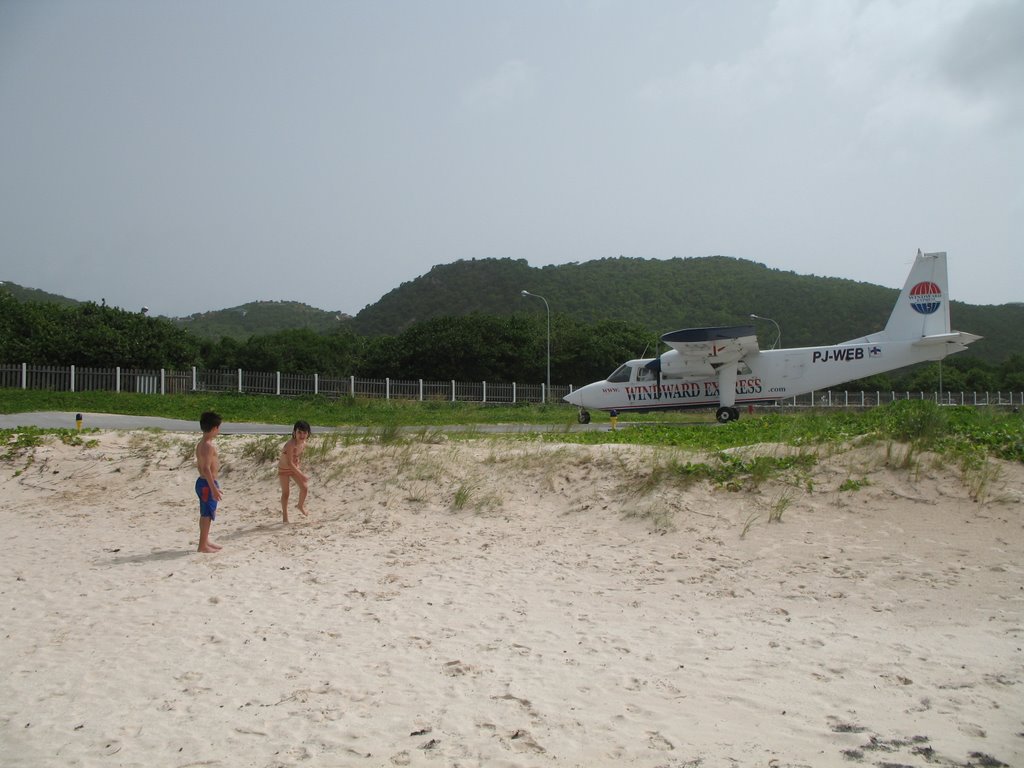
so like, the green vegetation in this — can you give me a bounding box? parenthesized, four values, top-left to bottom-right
(767, 490, 793, 523)
(625, 452, 818, 496)
(0, 425, 99, 476)
(0, 292, 199, 368)
(3, 391, 1021, 464)
(838, 477, 870, 492)
(345, 256, 1024, 366)
(539, 400, 1024, 463)
(0, 280, 81, 307)
(7, 258, 1024, 389)
(173, 300, 348, 340)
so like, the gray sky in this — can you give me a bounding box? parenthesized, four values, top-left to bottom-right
(1, 0, 1021, 318)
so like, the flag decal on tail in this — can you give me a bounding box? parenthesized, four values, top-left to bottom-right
(909, 281, 942, 314)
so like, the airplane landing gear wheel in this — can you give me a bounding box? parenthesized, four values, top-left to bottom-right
(578, 410, 591, 424)
(716, 406, 740, 423)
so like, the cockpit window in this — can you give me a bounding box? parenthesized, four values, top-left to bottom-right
(636, 366, 656, 382)
(606, 364, 632, 383)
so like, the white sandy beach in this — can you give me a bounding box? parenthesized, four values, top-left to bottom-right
(1, 429, 1022, 767)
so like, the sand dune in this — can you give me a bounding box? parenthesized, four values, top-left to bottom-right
(1, 430, 1022, 767)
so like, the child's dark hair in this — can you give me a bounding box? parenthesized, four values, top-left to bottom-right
(293, 420, 311, 434)
(200, 411, 222, 433)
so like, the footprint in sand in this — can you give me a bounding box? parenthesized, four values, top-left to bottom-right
(506, 729, 545, 754)
(647, 731, 674, 751)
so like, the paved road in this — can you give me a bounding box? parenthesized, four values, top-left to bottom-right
(0, 411, 612, 434)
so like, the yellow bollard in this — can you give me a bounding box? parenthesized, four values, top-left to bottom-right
(75, 413, 83, 431)
(609, 409, 619, 431)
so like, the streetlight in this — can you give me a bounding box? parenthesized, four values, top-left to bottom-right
(749, 313, 781, 350)
(521, 290, 551, 403)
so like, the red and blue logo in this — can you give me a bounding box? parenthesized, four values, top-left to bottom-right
(909, 281, 942, 314)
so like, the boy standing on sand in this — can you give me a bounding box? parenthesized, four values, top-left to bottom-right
(278, 420, 311, 523)
(195, 411, 224, 553)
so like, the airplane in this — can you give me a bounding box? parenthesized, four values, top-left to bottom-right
(564, 250, 981, 424)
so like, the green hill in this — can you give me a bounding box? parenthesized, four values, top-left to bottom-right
(0, 280, 82, 307)
(348, 256, 1022, 363)
(171, 301, 350, 340)
(6, 257, 1021, 364)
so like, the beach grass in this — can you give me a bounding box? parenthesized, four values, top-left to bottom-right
(3, 389, 1022, 462)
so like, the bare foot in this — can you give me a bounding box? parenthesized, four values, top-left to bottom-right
(208, 541, 223, 551)
(197, 545, 220, 553)
(298, 505, 308, 517)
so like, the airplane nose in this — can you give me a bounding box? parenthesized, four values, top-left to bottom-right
(563, 389, 582, 406)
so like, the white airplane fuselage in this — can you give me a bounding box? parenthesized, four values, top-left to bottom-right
(565, 338, 954, 415)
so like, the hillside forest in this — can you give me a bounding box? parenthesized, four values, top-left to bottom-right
(2, 256, 1023, 393)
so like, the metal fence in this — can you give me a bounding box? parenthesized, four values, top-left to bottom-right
(0, 364, 566, 404)
(1, 363, 1021, 410)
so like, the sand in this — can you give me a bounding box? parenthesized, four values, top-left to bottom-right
(1, 429, 1022, 767)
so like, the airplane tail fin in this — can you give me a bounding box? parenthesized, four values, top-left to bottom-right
(847, 249, 981, 351)
(882, 250, 950, 341)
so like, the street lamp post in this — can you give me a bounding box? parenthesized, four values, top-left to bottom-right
(749, 313, 781, 350)
(521, 290, 551, 403)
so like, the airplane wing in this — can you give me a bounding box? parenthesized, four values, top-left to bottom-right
(660, 325, 760, 365)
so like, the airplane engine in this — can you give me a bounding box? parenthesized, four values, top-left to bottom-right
(658, 349, 716, 377)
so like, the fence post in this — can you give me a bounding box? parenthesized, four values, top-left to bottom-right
(116, 366, 121, 393)
(21, 362, 27, 389)
(513, 382, 517, 404)
(192, 366, 197, 392)
(451, 380, 455, 403)
(419, 379, 423, 401)
(386, 378, 390, 400)
(350, 376, 355, 398)
(482, 381, 487, 403)
(161, 369, 166, 395)
(238, 369, 243, 394)
(542, 383, 546, 405)
(276, 371, 281, 396)
(314, 373, 319, 396)
(71, 365, 75, 393)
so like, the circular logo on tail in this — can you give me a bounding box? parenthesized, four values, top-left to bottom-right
(909, 281, 942, 314)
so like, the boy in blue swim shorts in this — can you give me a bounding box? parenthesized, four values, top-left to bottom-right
(194, 411, 224, 553)
(196, 477, 219, 520)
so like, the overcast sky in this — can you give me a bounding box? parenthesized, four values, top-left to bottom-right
(1, 0, 1021, 318)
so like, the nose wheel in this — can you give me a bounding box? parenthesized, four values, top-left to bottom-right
(716, 406, 741, 423)
(578, 409, 591, 424)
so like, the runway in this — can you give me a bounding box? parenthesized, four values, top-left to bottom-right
(0, 411, 612, 434)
